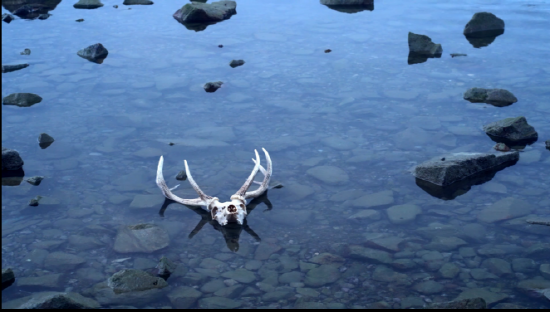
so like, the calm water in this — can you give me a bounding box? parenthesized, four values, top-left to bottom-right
(2, 0, 550, 309)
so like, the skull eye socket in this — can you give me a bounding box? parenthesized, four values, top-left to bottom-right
(211, 207, 218, 217)
(240, 204, 245, 209)
(228, 204, 237, 213)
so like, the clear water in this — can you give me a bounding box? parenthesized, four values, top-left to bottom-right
(2, 0, 549, 309)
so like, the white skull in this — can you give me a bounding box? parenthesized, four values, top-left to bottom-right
(209, 195, 248, 226)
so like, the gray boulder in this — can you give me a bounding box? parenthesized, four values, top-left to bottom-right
(408, 32, 442, 64)
(113, 223, 170, 253)
(204, 81, 223, 93)
(463, 87, 517, 107)
(413, 151, 519, 186)
(2, 64, 29, 73)
(26, 176, 44, 186)
(108, 269, 168, 294)
(2, 93, 42, 107)
(229, 60, 245, 68)
(77, 43, 108, 63)
(2, 13, 14, 23)
(124, 0, 154, 4)
(2, 148, 24, 170)
(74, 0, 104, 9)
(464, 12, 505, 38)
(18, 292, 100, 309)
(173, 1, 237, 24)
(483, 116, 538, 145)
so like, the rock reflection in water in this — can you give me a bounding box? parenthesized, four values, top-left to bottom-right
(2, 169, 25, 186)
(159, 191, 273, 252)
(320, 0, 374, 14)
(2, 0, 61, 19)
(465, 29, 504, 48)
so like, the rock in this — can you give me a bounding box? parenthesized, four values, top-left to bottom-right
(349, 245, 393, 264)
(176, 170, 187, 180)
(221, 269, 256, 284)
(77, 43, 108, 63)
(29, 196, 41, 206)
(18, 292, 101, 309)
(262, 290, 293, 302)
(372, 265, 411, 285)
(17, 274, 62, 289)
(386, 204, 422, 224)
(425, 236, 467, 251)
(413, 151, 519, 186)
(424, 297, 486, 309)
(83, 281, 167, 307)
(464, 12, 505, 38)
(38, 133, 55, 149)
(204, 81, 223, 92)
(108, 269, 167, 293)
(2, 147, 24, 170)
(483, 117, 538, 145)
(546, 140, 550, 150)
(2, 93, 42, 107)
(2, 13, 14, 23)
(480, 258, 512, 277)
(21, 48, 31, 55)
(74, 0, 104, 9)
(512, 258, 537, 273)
(173, 1, 237, 24)
(470, 269, 498, 280)
(229, 60, 245, 68)
(352, 190, 394, 208)
(439, 263, 461, 278)
(450, 53, 467, 58)
(43, 252, 86, 271)
(309, 253, 345, 265)
(455, 288, 507, 306)
(320, 0, 374, 13)
(76, 18, 84, 22)
(38, 13, 51, 20)
(68, 235, 103, 251)
(348, 209, 381, 221)
(413, 280, 444, 294)
(26, 176, 44, 186)
(168, 286, 202, 309)
(279, 271, 303, 284)
(306, 165, 349, 185)
(493, 143, 510, 152)
(113, 223, 170, 253)
(2, 268, 15, 289)
(408, 32, 442, 64)
(540, 264, 550, 279)
(525, 243, 550, 259)
(304, 264, 341, 287)
(477, 197, 532, 223)
(254, 242, 281, 260)
(156, 256, 176, 277)
(123, 0, 154, 4)
(198, 297, 241, 309)
(129, 194, 164, 210)
(2, 64, 29, 73)
(463, 88, 517, 107)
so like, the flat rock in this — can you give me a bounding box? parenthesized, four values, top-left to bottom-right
(221, 269, 256, 284)
(413, 152, 519, 186)
(2, 64, 29, 73)
(77, 43, 108, 63)
(43, 252, 86, 271)
(309, 253, 345, 265)
(463, 88, 517, 107)
(481, 258, 512, 277)
(386, 204, 422, 224)
(455, 288, 507, 306)
(168, 286, 202, 309)
(304, 264, 341, 287)
(2, 93, 42, 107)
(483, 117, 538, 144)
(464, 12, 505, 37)
(17, 292, 100, 309)
(348, 209, 381, 221)
(349, 245, 393, 264)
(17, 274, 62, 289)
(477, 197, 532, 223)
(123, 0, 154, 4)
(108, 269, 167, 293)
(113, 223, 170, 253)
(372, 265, 411, 285)
(306, 166, 349, 185)
(413, 280, 444, 294)
(173, 1, 237, 24)
(255, 242, 282, 260)
(74, 0, 104, 9)
(352, 190, 394, 208)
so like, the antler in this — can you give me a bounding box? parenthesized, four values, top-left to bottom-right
(245, 148, 272, 199)
(233, 149, 261, 199)
(156, 156, 216, 207)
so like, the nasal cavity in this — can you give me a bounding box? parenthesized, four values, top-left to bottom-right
(228, 204, 237, 213)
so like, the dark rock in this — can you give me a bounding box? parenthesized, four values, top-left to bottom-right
(2, 64, 29, 73)
(38, 13, 51, 20)
(18, 292, 101, 309)
(450, 53, 467, 57)
(74, 0, 104, 9)
(156, 256, 176, 277)
(2, 147, 24, 170)
(13, 5, 34, 17)
(493, 143, 510, 152)
(113, 5, 118, 8)
(321, 0, 374, 13)
(483, 117, 538, 145)
(2, 13, 14, 23)
(204, 81, 223, 93)
(423, 297, 486, 309)
(2, 93, 42, 107)
(463, 87, 517, 107)
(173, 1, 237, 27)
(325, 49, 332, 53)
(21, 48, 31, 55)
(218, 44, 223, 48)
(76, 18, 84, 22)
(408, 32, 442, 64)
(123, 0, 154, 4)
(414, 151, 519, 187)
(77, 43, 108, 63)
(229, 60, 245, 68)
(26, 176, 44, 186)
(176, 170, 187, 181)
(108, 269, 168, 294)
(38, 133, 55, 149)
(546, 140, 550, 150)
(2, 268, 15, 290)
(464, 12, 505, 38)
(2, 169, 25, 186)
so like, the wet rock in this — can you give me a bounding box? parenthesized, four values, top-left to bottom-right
(38, 13, 51, 19)
(372, 265, 411, 285)
(348, 209, 381, 221)
(352, 190, 394, 208)
(424, 297, 486, 309)
(38, 133, 55, 149)
(413, 151, 519, 186)
(175, 170, 187, 180)
(113, 223, 170, 253)
(516, 279, 550, 294)
(229, 60, 245, 68)
(201, 280, 226, 293)
(493, 143, 510, 152)
(84, 281, 167, 307)
(296, 287, 320, 298)
(26, 176, 44, 186)
(173, 1, 237, 24)
(168, 286, 202, 308)
(477, 197, 532, 223)
(306, 165, 349, 185)
(74, 0, 104, 9)
(512, 258, 537, 273)
(320, 0, 374, 14)
(413, 280, 444, 294)
(2, 147, 24, 170)
(2, 63, 29, 73)
(455, 288, 507, 306)
(68, 235, 104, 251)
(44, 252, 86, 271)
(17, 292, 101, 309)
(2, 93, 42, 107)
(198, 297, 241, 309)
(279, 271, 302, 284)
(483, 116, 538, 145)
(425, 236, 467, 252)
(262, 290, 293, 302)
(304, 264, 341, 287)
(76, 18, 84, 22)
(17, 274, 61, 289)
(480, 258, 512, 277)
(349, 245, 393, 264)
(204, 81, 223, 92)
(21, 48, 31, 55)
(221, 269, 256, 284)
(2, 268, 15, 289)
(364, 236, 404, 252)
(123, 0, 154, 4)
(108, 269, 168, 293)
(214, 284, 245, 298)
(386, 204, 422, 224)
(464, 12, 505, 38)
(463, 87, 517, 107)
(2, 13, 14, 23)
(450, 53, 467, 58)
(391, 259, 417, 270)
(439, 263, 461, 278)
(546, 140, 550, 150)
(408, 32, 442, 64)
(77, 43, 108, 63)
(401, 297, 424, 309)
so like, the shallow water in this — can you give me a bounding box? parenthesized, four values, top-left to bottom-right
(2, 0, 550, 309)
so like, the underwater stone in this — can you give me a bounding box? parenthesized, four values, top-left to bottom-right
(108, 269, 168, 293)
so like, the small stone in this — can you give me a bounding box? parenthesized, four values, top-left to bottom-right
(2, 93, 42, 107)
(325, 49, 331, 53)
(38, 13, 51, 20)
(2, 268, 15, 288)
(413, 280, 444, 294)
(2, 64, 29, 73)
(306, 165, 349, 185)
(77, 43, 108, 63)
(2, 13, 14, 23)
(386, 204, 422, 224)
(38, 133, 55, 148)
(493, 143, 510, 152)
(2, 147, 24, 170)
(29, 196, 42, 206)
(450, 53, 467, 57)
(76, 19, 84, 22)
(21, 48, 31, 55)
(168, 286, 202, 309)
(218, 44, 223, 48)
(229, 60, 245, 68)
(545, 140, 550, 150)
(124, 0, 154, 4)
(483, 116, 538, 144)
(74, 0, 105, 9)
(304, 264, 341, 287)
(204, 81, 223, 93)
(114, 5, 118, 8)
(175, 170, 187, 181)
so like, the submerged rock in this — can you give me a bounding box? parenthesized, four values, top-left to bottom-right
(21, 48, 31, 55)
(2, 147, 24, 170)
(74, 0, 104, 9)
(229, 59, 245, 68)
(477, 197, 532, 223)
(483, 117, 538, 145)
(2, 93, 42, 107)
(463, 87, 517, 107)
(108, 269, 168, 294)
(2, 64, 29, 73)
(123, 0, 154, 4)
(173, 1, 237, 24)
(167, 286, 203, 309)
(77, 43, 108, 63)
(204, 81, 223, 93)
(408, 32, 442, 64)
(2, 13, 15, 23)
(113, 223, 170, 253)
(17, 292, 101, 309)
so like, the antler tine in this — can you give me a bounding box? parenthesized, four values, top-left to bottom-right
(156, 156, 207, 206)
(235, 149, 261, 198)
(245, 148, 272, 199)
(184, 160, 214, 202)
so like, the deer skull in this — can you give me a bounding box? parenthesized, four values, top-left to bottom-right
(156, 148, 272, 226)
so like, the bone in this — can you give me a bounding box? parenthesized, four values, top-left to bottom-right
(156, 156, 210, 206)
(235, 149, 261, 197)
(184, 159, 214, 202)
(245, 148, 272, 199)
